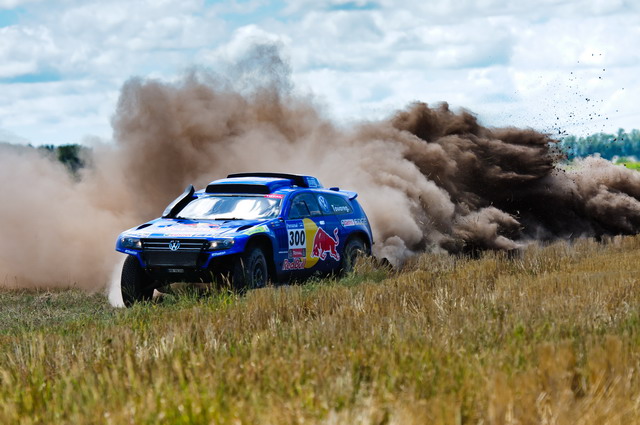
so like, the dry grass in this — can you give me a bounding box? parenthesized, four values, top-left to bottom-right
(2, 236, 640, 424)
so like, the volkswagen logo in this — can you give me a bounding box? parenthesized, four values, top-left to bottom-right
(168, 240, 180, 251)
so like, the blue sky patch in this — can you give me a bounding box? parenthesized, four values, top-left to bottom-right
(1, 71, 62, 84)
(327, 1, 380, 12)
(0, 9, 21, 27)
(207, 0, 285, 27)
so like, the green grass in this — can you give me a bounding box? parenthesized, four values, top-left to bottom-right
(2, 237, 640, 423)
(614, 157, 640, 170)
(0, 290, 116, 336)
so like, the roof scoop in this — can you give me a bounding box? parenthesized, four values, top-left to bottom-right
(162, 185, 195, 218)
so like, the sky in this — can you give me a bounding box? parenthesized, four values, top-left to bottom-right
(0, 0, 638, 145)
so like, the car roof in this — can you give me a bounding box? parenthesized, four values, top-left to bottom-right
(199, 173, 358, 200)
(227, 173, 322, 188)
(204, 173, 323, 195)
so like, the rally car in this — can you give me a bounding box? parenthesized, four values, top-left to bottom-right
(115, 173, 373, 306)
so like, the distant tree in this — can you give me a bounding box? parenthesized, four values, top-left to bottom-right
(56, 144, 85, 173)
(36, 143, 88, 175)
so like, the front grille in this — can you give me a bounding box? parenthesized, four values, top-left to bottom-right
(142, 239, 207, 252)
(142, 239, 208, 267)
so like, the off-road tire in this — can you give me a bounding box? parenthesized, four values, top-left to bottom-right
(121, 255, 153, 307)
(341, 238, 367, 275)
(233, 246, 269, 292)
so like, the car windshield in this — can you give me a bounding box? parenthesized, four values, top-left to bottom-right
(176, 195, 282, 220)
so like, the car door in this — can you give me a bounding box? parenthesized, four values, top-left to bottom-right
(315, 193, 353, 262)
(283, 192, 338, 276)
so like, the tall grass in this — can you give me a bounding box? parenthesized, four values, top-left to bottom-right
(2, 236, 640, 423)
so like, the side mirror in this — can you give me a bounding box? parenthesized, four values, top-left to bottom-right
(162, 185, 196, 218)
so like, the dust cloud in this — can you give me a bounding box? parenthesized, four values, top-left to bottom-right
(2, 47, 640, 291)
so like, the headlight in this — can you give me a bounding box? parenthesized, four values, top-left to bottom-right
(208, 239, 234, 250)
(121, 237, 142, 249)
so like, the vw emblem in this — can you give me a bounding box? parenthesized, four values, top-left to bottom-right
(169, 240, 180, 251)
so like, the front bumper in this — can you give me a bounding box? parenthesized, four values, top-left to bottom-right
(142, 255, 238, 285)
(116, 236, 245, 269)
(116, 237, 245, 286)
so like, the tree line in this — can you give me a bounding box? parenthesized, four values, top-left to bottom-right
(559, 129, 640, 161)
(38, 144, 88, 174)
(10, 128, 640, 175)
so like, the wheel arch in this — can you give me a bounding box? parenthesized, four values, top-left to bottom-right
(245, 234, 276, 281)
(344, 230, 372, 255)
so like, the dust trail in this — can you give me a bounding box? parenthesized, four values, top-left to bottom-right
(0, 146, 125, 289)
(108, 256, 125, 307)
(2, 46, 640, 291)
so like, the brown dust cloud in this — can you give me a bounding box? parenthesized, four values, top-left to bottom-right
(2, 50, 640, 292)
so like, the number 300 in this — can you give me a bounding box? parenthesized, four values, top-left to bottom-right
(289, 230, 306, 246)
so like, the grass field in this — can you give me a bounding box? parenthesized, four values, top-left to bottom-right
(614, 158, 640, 171)
(2, 237, 640, 424)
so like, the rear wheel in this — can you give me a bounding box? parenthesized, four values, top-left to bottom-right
(233, 246, 269, 292)
(341, 237, 368, 274)
(121, 255, 154, 307)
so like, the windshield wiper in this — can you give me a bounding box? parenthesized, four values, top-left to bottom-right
(214, 217, 244, 221)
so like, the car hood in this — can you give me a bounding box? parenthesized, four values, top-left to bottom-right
(123, 218, 272, 239)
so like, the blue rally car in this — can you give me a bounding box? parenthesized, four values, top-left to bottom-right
(116, 173, 373, 306)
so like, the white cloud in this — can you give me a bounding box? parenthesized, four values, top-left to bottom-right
(0, 0, 42, 9)
(202, 24, 289, 64)
(0, 0, 639, 144)
(1, 0, 225, 80)
(0, 79, 118, 143)
(0, 25, 58, 78)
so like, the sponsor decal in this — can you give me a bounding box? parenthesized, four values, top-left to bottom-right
(332, 205, 350, 213)
(288, 223, 306, 252)
(318, 196, 330, 213)
(158, 222, 219, 229)
(129, 231, 152, 237)
(160, 222, 224, 237)
(311, 227, 340, 261)
(340, 218, 368, 227)
(182, 223, 221, 229)
(266, 194, 284, 199)
(288, 248, 306, 259)
(283, 258, 306, 270)
(285, 219, 319, 269)
(284, 219, 341, 270)
(243, 225, 269, 235)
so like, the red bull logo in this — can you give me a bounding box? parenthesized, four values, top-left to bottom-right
(311, 228, 340, 261)
(283, 258, 306, 270)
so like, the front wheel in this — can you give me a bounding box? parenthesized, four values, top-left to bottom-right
(233, 246, 269, 292)
(121, 255, 153, 307)
(341, 238, 368, 275)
